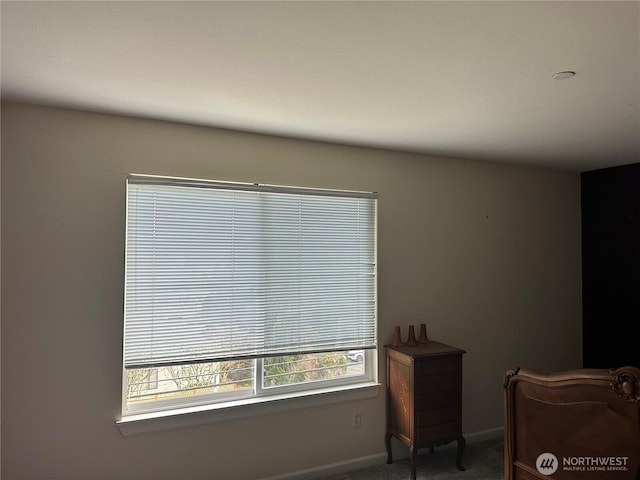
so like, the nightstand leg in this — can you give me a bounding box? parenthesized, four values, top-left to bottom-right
(409, 445, 417, 480)
(456, 435, 466, 471)
(385, 433, 393, 464)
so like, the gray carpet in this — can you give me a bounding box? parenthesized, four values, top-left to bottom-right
(320, 439, 504, 480)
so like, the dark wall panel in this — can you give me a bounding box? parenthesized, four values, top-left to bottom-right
(582, 163, 640, 368)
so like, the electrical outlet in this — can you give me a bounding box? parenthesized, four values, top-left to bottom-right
(352, 411, 361, 427)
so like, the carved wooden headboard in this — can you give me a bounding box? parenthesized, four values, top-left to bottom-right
(503, 366, 640, 480)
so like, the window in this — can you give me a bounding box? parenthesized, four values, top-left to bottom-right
(122, 174, 377, 417)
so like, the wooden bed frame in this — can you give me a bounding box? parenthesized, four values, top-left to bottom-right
(503, 366, 640, 480)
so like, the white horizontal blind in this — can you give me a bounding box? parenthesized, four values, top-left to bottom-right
(124, 175, 377, 369)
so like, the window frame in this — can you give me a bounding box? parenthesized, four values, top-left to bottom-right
(119, 175, 379, 427)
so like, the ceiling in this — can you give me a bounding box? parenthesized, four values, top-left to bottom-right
(2, 1, 639, 171)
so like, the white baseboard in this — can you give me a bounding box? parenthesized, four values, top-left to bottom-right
(259, 452, 388, 480)
(258, 426, 503, 480)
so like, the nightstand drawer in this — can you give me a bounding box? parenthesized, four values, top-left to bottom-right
(416, 386, 461, 409)
(415, 356, 460, 376)
(416, 406, 459, 427)
(415, 371, 461, 392)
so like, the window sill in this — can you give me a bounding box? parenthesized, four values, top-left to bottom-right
(116, 381, 381, 436)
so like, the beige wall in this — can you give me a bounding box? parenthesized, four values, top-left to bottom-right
(1, 101, 582, 480)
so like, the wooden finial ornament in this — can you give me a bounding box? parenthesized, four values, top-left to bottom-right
(418, 323, 430, 344)
(391, 326, 403, 346)
(406, 325, 418, 346)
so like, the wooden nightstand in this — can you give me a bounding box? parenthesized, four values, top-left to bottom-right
(385, 341, 466, 480)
